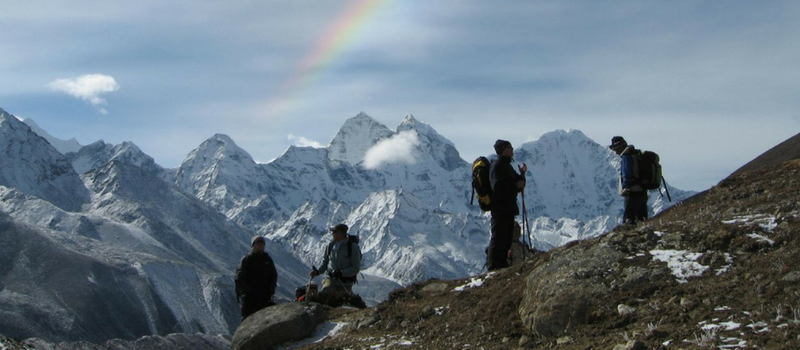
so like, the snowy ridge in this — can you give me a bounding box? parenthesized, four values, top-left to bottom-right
(0, 107, 695, 344)
(0, 111, 90, 212)
(67, 140, 165, 179)
(22, 117, 83, 154)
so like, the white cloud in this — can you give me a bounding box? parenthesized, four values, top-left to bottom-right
(363, 131, 420, 169)
(288, 134, 324, 148)
(49, 74, 119, 114)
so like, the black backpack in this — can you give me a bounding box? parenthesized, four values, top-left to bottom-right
(326, 234, 360, 259)
(471, 156, 492, 211)
(634, 150, 662, 190)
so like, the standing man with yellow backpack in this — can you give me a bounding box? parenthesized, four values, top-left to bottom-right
(487, 140, 527, 271)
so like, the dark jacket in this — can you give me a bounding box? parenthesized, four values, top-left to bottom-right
(235, 250, 278, 299)
(490, 156, 524, 216)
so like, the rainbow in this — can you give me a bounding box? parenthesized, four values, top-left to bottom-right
(267, 0, 392, 116)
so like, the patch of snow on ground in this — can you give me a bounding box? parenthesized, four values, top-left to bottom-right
(453, 272, 496, 292)
(700, 321, 741, 331)
(715, 253, 734, 275)
(274, 322, 347, 349)
(747, 321, 770, 333)
(722, 214, 777, 232)
(434, 306, 449, 315)
(747, 233, 775, 246)
(650, 250, 709, 284)
(718, 337, 748, 349)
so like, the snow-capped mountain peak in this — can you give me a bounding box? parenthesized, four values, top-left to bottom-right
(174, 133, 269, 213)
(67, 140, 165, 178)
(0, 111, 90, 211)
(396, 114, 464, 171)
(327, 112, 395, 165)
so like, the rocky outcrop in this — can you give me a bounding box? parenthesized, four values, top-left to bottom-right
(231, 302, 327, 350)
(519, 242, 626, 337)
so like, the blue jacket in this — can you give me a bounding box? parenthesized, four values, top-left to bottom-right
(619, 145, 643, 193)
(319, 239, 361, 278)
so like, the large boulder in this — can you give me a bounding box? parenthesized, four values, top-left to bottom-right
(518, 242, 625, 337)
(231, 302, 327, 350)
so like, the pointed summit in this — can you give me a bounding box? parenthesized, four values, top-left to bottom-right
(400, 113, 418, 124)
(397, 114, 464, 171)
(0, 110, 90, 211)
(328, 112, 394, 165)
(175, 134, 267, 211)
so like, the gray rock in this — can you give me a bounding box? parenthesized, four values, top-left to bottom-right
(782, 271, 800, 282)
(231, 302, 326, 350)
(617, 304, 636, 316)
(421, 282, 449, 293)
(518, 243, 625, 337)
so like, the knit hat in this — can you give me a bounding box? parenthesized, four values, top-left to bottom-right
(494, 139, 512, 155)
(609, 136, 627, 150)
(251, 235, 266, 246)
(329, 223, 349, 233)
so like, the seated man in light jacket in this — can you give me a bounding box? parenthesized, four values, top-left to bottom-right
(310, 223, 361, 294)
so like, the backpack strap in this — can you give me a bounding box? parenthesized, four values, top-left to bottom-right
(326, 241, 334, 259)
(327, 238, 355, 258)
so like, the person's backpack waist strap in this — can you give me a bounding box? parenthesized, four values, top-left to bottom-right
(330, 274, 357, 283)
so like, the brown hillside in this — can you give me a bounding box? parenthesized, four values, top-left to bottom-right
(731, 131, 800, 176)
(298, 159, 800, 349)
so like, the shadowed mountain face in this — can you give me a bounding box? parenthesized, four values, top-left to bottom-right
(0, 212, 179, 343)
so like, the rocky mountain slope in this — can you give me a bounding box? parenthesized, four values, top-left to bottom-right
(288, 136, 800, 350)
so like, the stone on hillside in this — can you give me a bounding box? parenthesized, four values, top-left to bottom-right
(518, 243, 625, 337)
(617, 304, 636, 316)
(231, 302, 327, 350)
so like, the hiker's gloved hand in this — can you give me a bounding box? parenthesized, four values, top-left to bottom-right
(620, 188, 630, 197)
(310, 269, 318, 278)
(333, 270, 343, 278)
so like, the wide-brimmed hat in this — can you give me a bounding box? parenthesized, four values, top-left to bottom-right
(609, 136, 627, 150)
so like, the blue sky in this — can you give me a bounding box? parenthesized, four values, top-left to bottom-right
(1, 1, 799, 191)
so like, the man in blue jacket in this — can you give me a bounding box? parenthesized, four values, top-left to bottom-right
(610, 136, 648, 224)
(488, 140, 527, 271)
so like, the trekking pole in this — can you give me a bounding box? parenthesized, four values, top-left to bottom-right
(521, 190, 533, 254)
(306, 267, 316, 296)
(662, 176, 672, 202)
